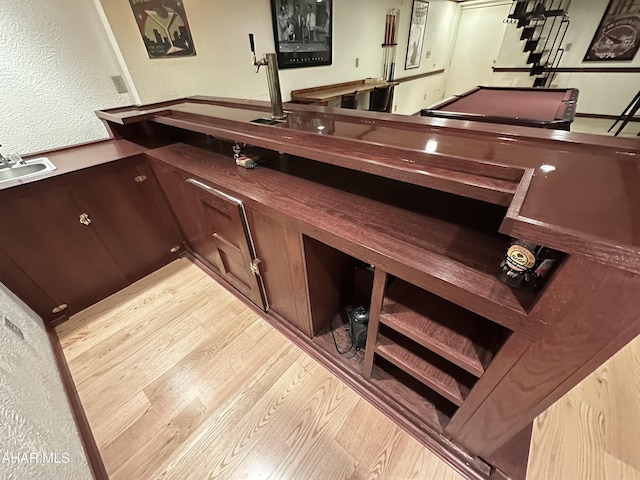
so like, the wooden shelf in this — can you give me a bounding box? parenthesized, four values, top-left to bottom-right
(375, 328, 477, 406)
(370, 358, 456, 433)
(380, 279, 509, 377)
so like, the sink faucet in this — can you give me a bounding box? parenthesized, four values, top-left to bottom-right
(249, 34, 286, 120)
(0, 145, 24, 167)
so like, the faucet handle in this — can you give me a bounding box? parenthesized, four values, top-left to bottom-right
(249, 33, 256, 54)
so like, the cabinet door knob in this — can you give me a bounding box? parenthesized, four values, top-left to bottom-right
(170, 245, 181, 253)
(79, 213, 91, 226)
(134, 175, 147, 183)
(52, 304, 68, 314)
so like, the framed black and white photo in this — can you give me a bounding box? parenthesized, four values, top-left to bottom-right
(584, 0, 640, 61)
(270, 0, 332, 69)
(405, 0, 429, 70)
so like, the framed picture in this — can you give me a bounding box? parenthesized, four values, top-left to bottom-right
(129, 0, 196, 59)
(405, 0, 429, 70)
(270, 0, 332, 69)
(584, 0, 640, 61)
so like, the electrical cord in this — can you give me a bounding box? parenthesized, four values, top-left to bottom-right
(329, 311, 359, 358)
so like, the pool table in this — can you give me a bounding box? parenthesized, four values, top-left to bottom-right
(420, 86, 580, 130)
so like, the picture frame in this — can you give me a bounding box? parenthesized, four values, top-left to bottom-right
(129, 0, 196, 59)
(584, 0, 640, 61)
(270, 0, 332, 69)
(405, 0, 429, 70)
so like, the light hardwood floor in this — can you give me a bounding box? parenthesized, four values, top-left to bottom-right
(57, 259, 640, 480)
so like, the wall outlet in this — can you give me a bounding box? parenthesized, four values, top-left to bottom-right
(565, 43, 572, 52)
(4, 316, 24, 340)
(425, 50, 431, 59)
(355, 58, 359, 68)
(111, 76, 129, 94)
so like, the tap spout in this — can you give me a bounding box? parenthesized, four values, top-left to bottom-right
(249, 34, 286, 120)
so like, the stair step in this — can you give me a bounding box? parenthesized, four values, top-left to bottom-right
(530, 64, 547, 76)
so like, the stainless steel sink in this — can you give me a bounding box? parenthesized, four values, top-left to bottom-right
(0, 157, 57, 184)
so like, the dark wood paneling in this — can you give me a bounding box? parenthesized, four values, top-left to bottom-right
(0, 185, 129, 318)
(363, 268, 388, 379)
(452, 256, 640, 456)
(446, 333, 532, 436)
(302, 235, 356, 335)
(48, 326, 108, 480)
(70, 156, 183, 283)
(245, 208, 312, 336)
(483, 422, 533, 480)
(150, 159, 223, 273)
(147, 144, 544, 338)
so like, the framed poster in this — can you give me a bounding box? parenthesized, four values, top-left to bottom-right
(129, 0, 196, 59)
(584, 0, 640, 61)
(405, 0, 429, 70)
(270, 0, 332, 69)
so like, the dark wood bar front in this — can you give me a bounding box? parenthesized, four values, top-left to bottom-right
(2, 96, 633, 480)
(91, 97, 640, 479)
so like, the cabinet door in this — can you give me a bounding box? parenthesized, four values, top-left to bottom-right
(245, 208, 312, 336)
(150, 159, 223, 272)
(70, 157, 183, 282)
(186, 179, 265, 310)
(0, 186, 129, 319)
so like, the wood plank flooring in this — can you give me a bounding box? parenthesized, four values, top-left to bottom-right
(57, 259, 464, 480)
(56, 258, 640, 480)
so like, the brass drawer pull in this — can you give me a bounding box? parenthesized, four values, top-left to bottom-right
(79, 213, 91, 226)
(134, 175, 147, 183)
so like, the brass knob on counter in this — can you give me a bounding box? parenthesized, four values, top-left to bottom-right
(79, 213, 91, 226)
(134, 175, 147, 183)
(170, 245, 181, 253)
(52, 304, 68, 314)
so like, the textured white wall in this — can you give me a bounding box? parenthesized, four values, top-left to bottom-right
(0, 285, 91, 480)
(97, 0, 460, 113)
(394, 0, 461, 114)
(0, 0, 131, 155)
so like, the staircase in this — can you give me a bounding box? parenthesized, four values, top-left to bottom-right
(505, 0, 571, 88)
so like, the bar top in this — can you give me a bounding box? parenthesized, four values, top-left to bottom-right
(96, 96, 640, 274)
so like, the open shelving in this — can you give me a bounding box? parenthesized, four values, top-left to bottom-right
(380, 279, 510, 377)
(376, 326, 477, 406)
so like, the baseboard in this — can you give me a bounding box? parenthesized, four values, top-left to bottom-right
(47, 325, 109, 480)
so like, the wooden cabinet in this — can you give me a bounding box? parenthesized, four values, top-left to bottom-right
(189, 179, 264, 309)
(150, 159, 265, 310)
(71, 157, 183, 282)
(245, 208, 311, 336)
(150, 159, 223, 272)
(0, 156, 182, 323)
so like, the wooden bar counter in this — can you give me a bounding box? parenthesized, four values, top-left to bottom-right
(83, 98, 640, 478)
